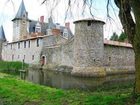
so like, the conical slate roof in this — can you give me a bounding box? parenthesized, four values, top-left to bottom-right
(0, 26, 6, 41)
(12, 0, 27, 21)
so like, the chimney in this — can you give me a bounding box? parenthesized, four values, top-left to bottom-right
(65, 22, 70, 29)
(40, 16, 44, 23)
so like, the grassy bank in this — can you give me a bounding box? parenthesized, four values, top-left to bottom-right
(0, 73, 139, 105)
(0, 61, 28, 74)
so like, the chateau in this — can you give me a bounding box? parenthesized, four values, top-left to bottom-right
(0, 0, 135, 76)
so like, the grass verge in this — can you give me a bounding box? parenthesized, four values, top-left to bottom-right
(0, 61, 28, 75)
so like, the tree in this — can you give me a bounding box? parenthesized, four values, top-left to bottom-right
(110, 32, 119, 41)
(110, 32, 127, 42)
(118, 32, 127, 42)
(114, 0, 140, 95)
(41, 0, 140, 95)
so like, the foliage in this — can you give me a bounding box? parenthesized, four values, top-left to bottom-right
(110, 32, 119, 41)
(0, 73, 139, 105)
(110, 32, 127, 42)
(0, 61, 28, 74)
(118, 32, 127, 42)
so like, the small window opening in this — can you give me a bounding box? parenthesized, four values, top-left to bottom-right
(37, 39, 39, 47)
(87, 21, 92, 26)
(109, 57, 111, 61)
(18, 42, 20, 49)
(28, 40, 30, 48)
(32, 55, 34, 60)
(24, 41, 26, 48)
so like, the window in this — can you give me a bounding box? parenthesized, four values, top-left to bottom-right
(37, 39, 39, 47)
(109, 57, 111, 61)
(32, 55, 34, 60)
(18, 55, 20, 59)
(16, 21, 19, 27)
(35, 27, 41, 32)
(24, 41, 26, 48)
(18, 42, 20, 49)
(63, 33, 68, 39)
(12, 55, 14, 61)
(28, 40, 30, 48)
(87, 21, 91, 26)
(63, 28, 68, 39)
(11, 44, 12, 49)
(24, 55, 25, 60)
(22, 20, 26, 24)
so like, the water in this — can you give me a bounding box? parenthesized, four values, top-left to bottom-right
(27, 69, 135, 90)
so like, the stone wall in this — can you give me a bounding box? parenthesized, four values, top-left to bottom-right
(42, 35, 74, 67)
(103, 44, 135, 70)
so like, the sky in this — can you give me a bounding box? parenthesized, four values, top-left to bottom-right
(0, 0, 123, 42)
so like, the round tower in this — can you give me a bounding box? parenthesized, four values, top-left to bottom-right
(72, 19, 106, 77)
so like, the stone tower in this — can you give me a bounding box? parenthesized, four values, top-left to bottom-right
(12, 0, 30, 41)
(72, 19, 106, 77)
(0, 26, 6, 60)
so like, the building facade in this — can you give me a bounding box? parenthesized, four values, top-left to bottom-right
(0, 0, 135, 75)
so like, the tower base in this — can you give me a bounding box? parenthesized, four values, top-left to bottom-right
(71, 66, 106, 77)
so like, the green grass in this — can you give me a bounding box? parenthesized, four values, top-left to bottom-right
(0, 61, 28, 74)
(0, 73, 138, 105)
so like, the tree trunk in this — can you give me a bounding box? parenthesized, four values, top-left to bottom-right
(131, 0, 140, 94)
(114, 0, 140, 94)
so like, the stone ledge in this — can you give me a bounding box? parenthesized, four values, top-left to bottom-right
(71, 66, 106, 77)
(105, 68, 135, 75)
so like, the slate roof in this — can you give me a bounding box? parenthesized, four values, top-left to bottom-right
(0, 26, 6, 41)
(12, 0, 29, 21)
(29, 20, 48, 35)
(29, 19, 73, 39)
(11, 0, 73, 39)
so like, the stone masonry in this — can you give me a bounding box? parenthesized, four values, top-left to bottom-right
(0, 0, 135, 78)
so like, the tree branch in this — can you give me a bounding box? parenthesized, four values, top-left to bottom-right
(114, 0, 135, 44)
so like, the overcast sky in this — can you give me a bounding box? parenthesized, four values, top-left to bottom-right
(0, 0, 122, 42)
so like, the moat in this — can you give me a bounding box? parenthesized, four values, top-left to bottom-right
(27, 67, 135, 90)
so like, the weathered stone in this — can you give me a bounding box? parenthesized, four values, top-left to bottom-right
(71, 66, 106, 77)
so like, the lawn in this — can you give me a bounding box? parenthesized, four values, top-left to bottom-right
(0, 73, 139, 105)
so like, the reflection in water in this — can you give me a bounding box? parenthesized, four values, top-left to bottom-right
(27, 69, 134, 90)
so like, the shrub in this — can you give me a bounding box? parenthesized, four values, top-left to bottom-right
(0, 61, 28, 74)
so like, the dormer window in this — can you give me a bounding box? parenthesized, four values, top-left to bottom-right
(22, 11, 27, 18)
(63, 28, 68, 39)
(63, 33, 68, 39)
(23, 14, 25, 17)
(35, 27, 41, 32)
(35, 22, 41, 33)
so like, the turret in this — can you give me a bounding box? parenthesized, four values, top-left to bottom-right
(12, 0, 30, 41)
(72, 19, 106, 77)
(0, 26, 6, 41)
(0, 26, 6, 60)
